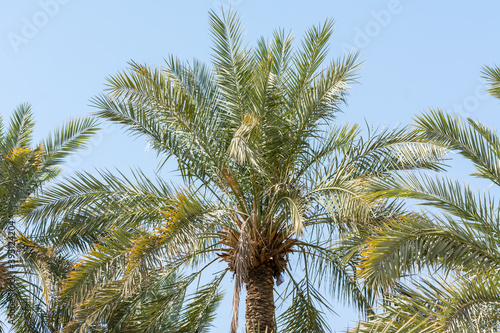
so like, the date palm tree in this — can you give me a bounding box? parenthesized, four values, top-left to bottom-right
(0, 104, 98, 332)
(26, 10, 445, 333)
(351, 66, 500, 332)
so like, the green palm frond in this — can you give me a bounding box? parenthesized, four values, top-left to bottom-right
(23, 169, 197, 247)
(296, 242, 373, 315)
(278, 266, 332, 333)
(174, 273, 225, 333)
(209, 8, 253, 125)
(368, 172, 497, 224)
(351, 271, 500, 333)
(482, 64, 500, 99)
(41, 116, 100, 167)
(3, 104, 34, 152)
(416, 109, 500, 185)
(358, 214, 500, 290)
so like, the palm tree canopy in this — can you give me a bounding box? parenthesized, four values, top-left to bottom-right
(352, 67, 500, 332)
(0, 103, 99, 332)
(25, 9, 445, 333)
(1, 104, 98, 225)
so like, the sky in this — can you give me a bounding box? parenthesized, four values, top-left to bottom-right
(1, 0, 500, 332)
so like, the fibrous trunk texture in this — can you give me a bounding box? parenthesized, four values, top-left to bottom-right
(245, 263, 275, 333)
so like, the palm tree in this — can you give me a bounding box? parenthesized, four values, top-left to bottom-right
(0, 104, 98, 332)
(26, 10, 444, 333)
(351, 66, 500, 332)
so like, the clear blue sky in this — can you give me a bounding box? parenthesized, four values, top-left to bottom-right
(1, 0, 500, 331)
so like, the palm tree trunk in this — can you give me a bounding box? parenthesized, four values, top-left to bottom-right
(245, 263, 275, 333)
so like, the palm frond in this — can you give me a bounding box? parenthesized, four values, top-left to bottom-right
(41, 116, 100, 167)
(358, 214, 499, 291)
(277, 266, 332, 333)
(4, 104, 34, 152)
(209, 8, 252, 127)
(482, 64, 500, 99)
(174, 273, 225, 333)
(297, 242, 374, 315)
(416, 109, 500, 185)
(351, 271, 500, 333)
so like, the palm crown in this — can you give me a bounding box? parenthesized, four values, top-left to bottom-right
(0, 104, 98, 332)
(26, 9, 445, 333)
